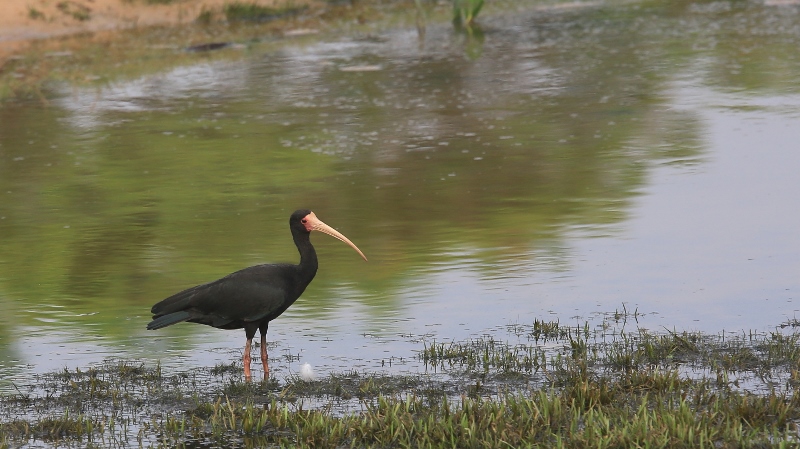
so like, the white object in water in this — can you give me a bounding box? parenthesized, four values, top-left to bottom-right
(300, 363, 316, 381)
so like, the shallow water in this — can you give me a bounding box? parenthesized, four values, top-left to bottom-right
(1, 0, 799, 391)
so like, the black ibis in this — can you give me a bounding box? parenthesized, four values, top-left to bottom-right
(146, 209, 367, 380)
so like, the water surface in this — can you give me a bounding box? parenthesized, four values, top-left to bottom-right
(1, 0, 799, 390)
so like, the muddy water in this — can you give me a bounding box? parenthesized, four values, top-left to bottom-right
(1, 1, 799, 390)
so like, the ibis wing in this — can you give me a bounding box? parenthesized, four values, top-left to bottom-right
(148, 264, 295, 330)
(195, 278, 289, 325)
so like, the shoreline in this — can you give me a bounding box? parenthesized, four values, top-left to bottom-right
(0, 0, 312, 42)
(0, 0, 315, 62)
(0, 0, 335, 100)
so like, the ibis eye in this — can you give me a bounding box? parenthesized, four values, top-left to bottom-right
(301, 218, 308, 224)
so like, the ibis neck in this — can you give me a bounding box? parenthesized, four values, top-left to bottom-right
(294, 231, 319, 286)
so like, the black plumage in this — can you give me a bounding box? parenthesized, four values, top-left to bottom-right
(147, 209, 367, 379)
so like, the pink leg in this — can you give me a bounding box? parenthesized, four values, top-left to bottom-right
(243, 338, 253, 381)
(260, 333, 269, 380)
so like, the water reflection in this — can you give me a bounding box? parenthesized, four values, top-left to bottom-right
(1, 1, 799, 390)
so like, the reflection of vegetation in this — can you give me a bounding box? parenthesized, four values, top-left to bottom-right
(458, 22, 484, 59)
(1, 1, 799, 352)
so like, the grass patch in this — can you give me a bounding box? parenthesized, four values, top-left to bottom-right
(421, 335, 547, 376)
(3, 320, 800, 447)
(224, 2, 308, 23)
(28, 7, 46, 20)
(121, 0, 184, 4)
(196, 8, 215, 25)
(452, 0, 484, 27)
(56, 1, 91, 21)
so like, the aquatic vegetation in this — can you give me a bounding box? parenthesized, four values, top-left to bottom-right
(3, 322, 800, 447)
(420, 335, 548, 376)
(452, 0, 484, 27)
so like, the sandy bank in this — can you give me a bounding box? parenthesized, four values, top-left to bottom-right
(0, 0, 311, 60)
(2, 0, 307, 41)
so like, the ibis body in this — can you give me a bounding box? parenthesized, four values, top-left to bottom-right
(147, 209, 366, 379)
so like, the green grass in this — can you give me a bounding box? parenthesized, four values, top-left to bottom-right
(452, 0, 484, 27)
(28, 7, 46, 20)
(224, 2, 307, 23)
(56, 1, 91, 21)
(4, 319, 800, 447)
(121, 0, 184, 4)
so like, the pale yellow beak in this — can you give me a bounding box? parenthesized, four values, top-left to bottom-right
(304, 212, 367, 261)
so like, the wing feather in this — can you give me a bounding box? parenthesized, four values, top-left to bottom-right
(147, 264, 298, 330)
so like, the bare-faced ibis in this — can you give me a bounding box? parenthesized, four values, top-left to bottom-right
(146, 209, 367, 380)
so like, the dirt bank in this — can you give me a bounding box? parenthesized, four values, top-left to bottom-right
(1, 0, 312, 41)
(0, 0, 312, 58)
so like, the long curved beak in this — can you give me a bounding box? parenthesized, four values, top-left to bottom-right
(307, 213, 368, 261)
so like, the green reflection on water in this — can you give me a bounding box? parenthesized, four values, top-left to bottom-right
(1, 0, 799, 360)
